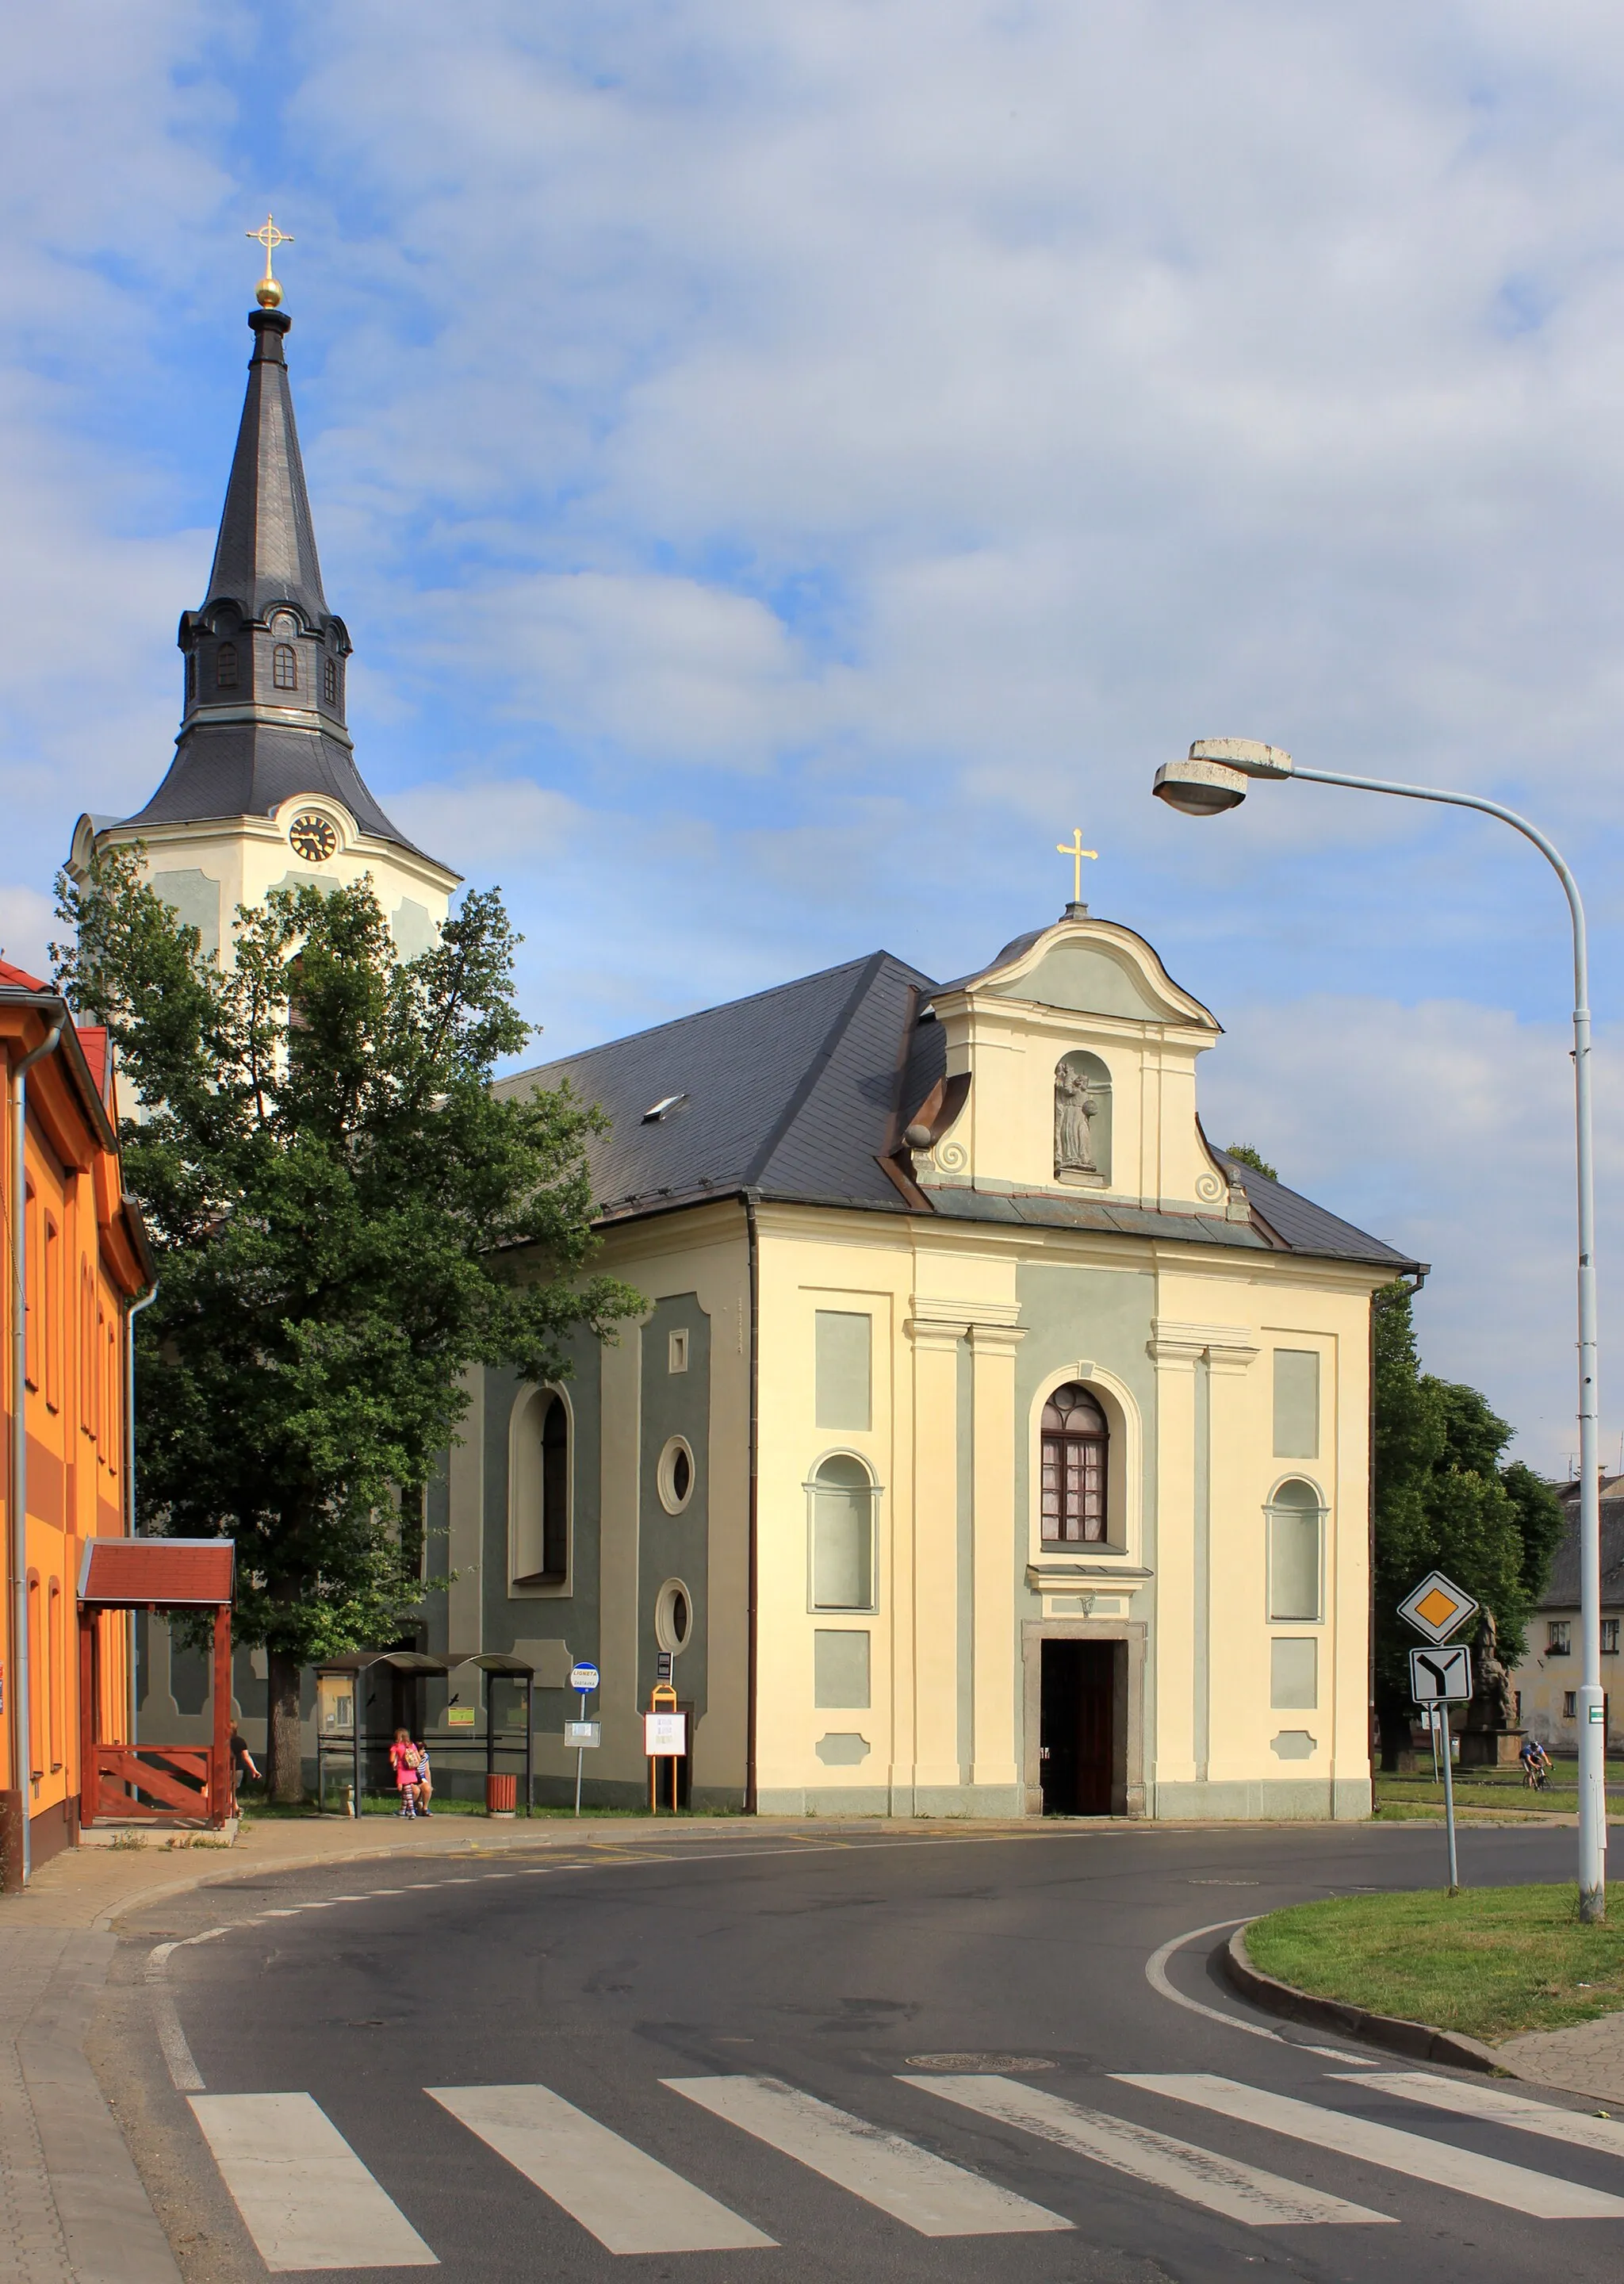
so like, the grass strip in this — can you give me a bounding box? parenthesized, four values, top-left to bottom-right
(1245, 1884, 1624, 2042)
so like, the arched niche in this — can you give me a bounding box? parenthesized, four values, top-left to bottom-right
(1054, 1050, 1112, 1187)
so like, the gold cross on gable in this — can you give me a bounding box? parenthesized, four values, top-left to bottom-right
(1055, 827, 1098, 904)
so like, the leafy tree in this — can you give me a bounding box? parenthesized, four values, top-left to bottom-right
(55, 848, 641, 1798)
(1224, 1143, 1278, 1182)
(1371, 1281, 1564, 1767)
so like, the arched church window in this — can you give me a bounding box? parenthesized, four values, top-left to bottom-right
(510, 1386, 569, 1588)
(809, 1454, 877, 1611)
(323, 655, 337, 705)
(273, 642, 297, 691)
(215, 642, 238, 689)
(1040, 1383, 1108, 1544)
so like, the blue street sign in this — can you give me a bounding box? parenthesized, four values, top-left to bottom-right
(569, 1661, 599, 1694)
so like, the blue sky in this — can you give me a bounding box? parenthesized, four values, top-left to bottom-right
(6, 2, 1624, 1470)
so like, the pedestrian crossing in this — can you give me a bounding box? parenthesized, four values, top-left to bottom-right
(190, 2064, 1624, 2271)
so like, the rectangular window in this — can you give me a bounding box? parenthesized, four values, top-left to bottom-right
(1272, 1348, 1320, 1458)
(323, 655, 338, 705)
(1603, 1619, 1620, 1656)
(1268, 1504, 1322, 1622)
(814, 1631, 871, 1709)
(26, 1574, 42, 1778)
(668, 1328, 689, 1374)
(48, 1579, 63, 1770)
(815, 1310, 871, 1431)
(43, 1215, 59, 1412)
(1270, 1638, 1318, 1709)
(1548, 1620, 1572, 1656)
(1564, 1691, 1577, 1719)
(23, 1183, 39, 1390)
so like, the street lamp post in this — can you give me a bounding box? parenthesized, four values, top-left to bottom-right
(1154, 738, 1607, 1921)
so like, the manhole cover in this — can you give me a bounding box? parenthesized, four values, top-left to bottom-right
(904, 2053, 1055, 2072)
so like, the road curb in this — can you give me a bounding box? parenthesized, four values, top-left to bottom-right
(1222, 1922, 1506, 2074)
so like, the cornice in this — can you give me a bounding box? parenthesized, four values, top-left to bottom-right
(178, 702, 354, 749)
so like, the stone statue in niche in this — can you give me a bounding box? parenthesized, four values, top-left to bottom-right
(1055, 1056, 1105, 1179)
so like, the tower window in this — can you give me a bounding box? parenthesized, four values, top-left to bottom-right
(323, 655, 337, 705)
(273, 643, 297, 691)
(186, 653, 196, 699)
(216, 642, 238, 689)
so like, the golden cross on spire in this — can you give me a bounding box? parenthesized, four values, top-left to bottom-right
(247, 213, 294, 308)
(1055, 827, 1098, 905)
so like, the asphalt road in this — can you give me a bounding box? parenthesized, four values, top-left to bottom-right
(113, 1817, 1622, 2284)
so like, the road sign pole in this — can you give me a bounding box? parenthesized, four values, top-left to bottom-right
(1441, 1711, 1461, 1893)
(574, 1686, 587, 1818)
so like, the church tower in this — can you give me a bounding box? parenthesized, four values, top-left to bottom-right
(70, 245, 459, 960)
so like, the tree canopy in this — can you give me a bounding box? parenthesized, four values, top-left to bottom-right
(1371, 1280, 1564, 1761)
(55, 847, 641, 1792)
(1224, 1142, 1278, 1182)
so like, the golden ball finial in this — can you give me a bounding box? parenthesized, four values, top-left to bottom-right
(247, 214, 293, 311)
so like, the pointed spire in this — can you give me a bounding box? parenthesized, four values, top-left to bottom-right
(202, 307, 328, 627)
(116, 293, 447, 873)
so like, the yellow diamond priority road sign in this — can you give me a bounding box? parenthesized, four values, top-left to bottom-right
(1398, 1569, 1479, 1646)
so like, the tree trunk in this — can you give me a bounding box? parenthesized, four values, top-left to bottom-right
(266, 1647, 305, 1803)
(1377, 1701, 1411, 1772)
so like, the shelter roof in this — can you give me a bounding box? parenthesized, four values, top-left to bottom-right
(79, 1538, 234, 1608)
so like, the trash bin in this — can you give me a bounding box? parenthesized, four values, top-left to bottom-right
(485, 1772, 518, 1818)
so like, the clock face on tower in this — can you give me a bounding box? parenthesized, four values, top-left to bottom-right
(289, 811, 338, 863)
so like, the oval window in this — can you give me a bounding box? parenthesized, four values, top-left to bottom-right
(657, 1435, 695, 1514)
(655, 1578, 693, 1654)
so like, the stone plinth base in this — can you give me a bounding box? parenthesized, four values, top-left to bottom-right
(1457, 1728, 1524, 1769)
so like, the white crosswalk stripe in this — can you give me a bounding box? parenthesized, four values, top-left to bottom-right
(1119, 2073, 1624, 2221)
(427, 2083, 775, 2253)
(665, 2074, 1073, 2236)
(1335, 2072, 1624, 2160)
(900, 2074, 1392, 2227)
(187, 2093, 438, 2271)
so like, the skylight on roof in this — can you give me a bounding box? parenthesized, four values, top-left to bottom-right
(642, 1093, 688, 1124)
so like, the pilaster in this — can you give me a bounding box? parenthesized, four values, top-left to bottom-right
(445, 1366, 484, 1654)
(967, 1320, 1024, 1789)
(905, 1305, 964, 1794)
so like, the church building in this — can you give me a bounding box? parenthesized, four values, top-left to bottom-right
(95, 266, 1419, 1819)
(441, 920, 1418, 1819)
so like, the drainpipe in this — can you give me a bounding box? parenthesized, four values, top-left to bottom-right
(125, 1282, 159, 1744)
(744, 1190, 760, 1815)
(10, 1011, 64, 1887)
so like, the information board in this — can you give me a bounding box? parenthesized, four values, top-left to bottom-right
(644, 1711, 688, 1757)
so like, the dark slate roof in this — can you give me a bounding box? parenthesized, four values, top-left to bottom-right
(126, 721, 425, 855)
(496, 952, 933, 1215)
(205, 306, 327, 625)
(500, 953, 1421, 1273)
(1212, 1152, 1423, 1274)
(1543, 1479, 1624, 1610)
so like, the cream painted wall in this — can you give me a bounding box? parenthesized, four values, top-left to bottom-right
(748, 1205, 1381, 1818)
(73, 791, 458, 960)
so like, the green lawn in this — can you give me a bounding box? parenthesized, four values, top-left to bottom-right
(1245, 1884, 1624, 2041)
(1373, 1760, 1624, 1820)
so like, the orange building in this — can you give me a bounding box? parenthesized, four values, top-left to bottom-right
(2, 959, 153, 1886)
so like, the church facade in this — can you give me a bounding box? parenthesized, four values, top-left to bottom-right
(98, 277, 1417, 1819)
(428, 919, 1417, 1820)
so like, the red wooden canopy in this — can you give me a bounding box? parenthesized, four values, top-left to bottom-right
(79, 1537, 234, 1608)
(77, 1538, 236, 1830)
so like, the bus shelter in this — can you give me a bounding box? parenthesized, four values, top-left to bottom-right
(314, 1650, 535, 1814)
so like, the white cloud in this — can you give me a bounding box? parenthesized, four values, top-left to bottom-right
(1203, 994, 1624, 1473)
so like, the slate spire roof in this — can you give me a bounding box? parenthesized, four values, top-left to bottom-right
(500, 952, 1423, 1274)
(114, 301, 434, 862)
